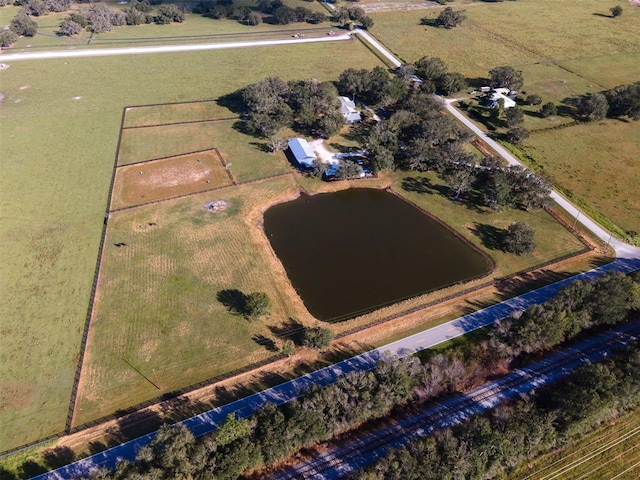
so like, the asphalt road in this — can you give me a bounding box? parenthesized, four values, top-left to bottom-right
(268, 320, 640, 479)
(28, 23, 640, 480)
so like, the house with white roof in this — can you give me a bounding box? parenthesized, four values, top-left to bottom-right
(338, 96, 362, 123)
(486, 87, 517, 109)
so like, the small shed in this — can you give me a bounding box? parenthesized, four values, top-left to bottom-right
(288, 138, 317, 168)
(339, 96, 362, 124)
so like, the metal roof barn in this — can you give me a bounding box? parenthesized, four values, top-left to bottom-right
(288, 138, 317, 168)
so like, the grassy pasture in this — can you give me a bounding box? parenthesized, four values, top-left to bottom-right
(122, 100, 233, 128)
(369, 0, 640, 77)
(521, 120, 640, 235)
(0, 40, 384, 451)
(74, 176, 316, 425)
(558, 53, 640, 90)
(110, 150, 233, 210)
(117, 119, 292, 182)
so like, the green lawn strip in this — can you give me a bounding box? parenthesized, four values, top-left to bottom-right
(0, 41, 384, 451)
(509, 406, 640, 480)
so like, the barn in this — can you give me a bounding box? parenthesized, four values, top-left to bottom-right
(288, 138, 317, 168)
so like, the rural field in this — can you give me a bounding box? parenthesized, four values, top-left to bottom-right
(0, 0, 634, 466)
(521, 120, 640, 235)
(0, 40, 385, 452)
(369, 0, 640, 236)
(76, 97, 588, 422)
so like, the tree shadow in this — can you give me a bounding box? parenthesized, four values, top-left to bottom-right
(268, 318, 306, 346)
(0, 466, 18, 480)
(17, 460, 47, 479)
(217, 289, 249, 316)
(420, 18, 437, 27)
(252, 334, 278, 352)
(592, 12, 613, 18)
(470, 223, 505, 251)
(42, 446, 75, 470)
(401, 176, 437, 194)
(104, 409, 165, 447)
(249, 141, 272, 153)
(88, 441, 108, 455)
(466, 77, 488, 89)
(216, 91, 245, 115)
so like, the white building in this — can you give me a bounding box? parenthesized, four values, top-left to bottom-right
(339, 96, 362, 123)
(486, 87, 517, 109)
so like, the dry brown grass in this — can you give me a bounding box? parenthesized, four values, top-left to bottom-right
(110, 150, 233, 210)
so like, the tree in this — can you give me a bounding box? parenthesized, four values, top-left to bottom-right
(442, 165, 475, 199)
(438, 72, 467, 95)
(610, 5, 623, 17)
(504, 221, 535, 254)
(281, 339, 295, 357)
(604, 82, 640, 120)
(245, 292, 271, 319)
(577, 93, 609, 120)
(413, 56, 447, 82)
(540, 102, 557, 117)
(360, 15, 374, 30)
(302, 326, 333, 349)
(155, 4, 185, 24)
(0, 30, 19, 47)
(434, 7, 466, 29)
(57, 19, 82, 36)
(489, 66, 524, 90)
(506, 125, 529, 143)
(505, 105, 524, 127)
(336, 160, 363, 180)
(216, 413, 251, 446)
(245, 11, 262, 26)
(525, 94, 542, 106)
(10, 13, 38, 36)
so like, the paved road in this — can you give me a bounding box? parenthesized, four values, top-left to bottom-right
(268, 320, 640, 479)
(0, 34, 353, 61)
(29, 22, 640, 480)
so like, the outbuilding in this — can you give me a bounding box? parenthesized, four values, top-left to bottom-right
(287, 138, 317, 168)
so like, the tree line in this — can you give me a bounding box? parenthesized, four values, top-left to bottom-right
(75, 271, 639, 480)
(357, 326, 640, 479)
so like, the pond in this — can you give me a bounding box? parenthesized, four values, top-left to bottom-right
(263, 188, 492, 322)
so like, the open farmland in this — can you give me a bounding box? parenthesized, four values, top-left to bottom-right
(0, 40, 385, 452)
(521, 120, 640, 235)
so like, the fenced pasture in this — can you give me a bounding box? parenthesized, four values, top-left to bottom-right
(370, 0, 640, 77)
(74, 176, 315, 425)
(0, 40, 385, 453)
(110, 149, 233, 210)
(118, 116, 292, 182)
(522, 120, 640, 235)
(122, 100, 233, 128)
(558, 53, 640, 90)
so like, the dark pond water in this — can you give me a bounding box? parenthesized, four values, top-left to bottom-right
(263, 188, 492, 322)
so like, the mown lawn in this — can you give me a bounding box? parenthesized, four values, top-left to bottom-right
(0, 40, 385, 452)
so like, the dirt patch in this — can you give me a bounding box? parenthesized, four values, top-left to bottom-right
(110, 150, 232, 210)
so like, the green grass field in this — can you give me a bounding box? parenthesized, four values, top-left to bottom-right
(521, 120, 640, 235)
(0, 40, 385, 452)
